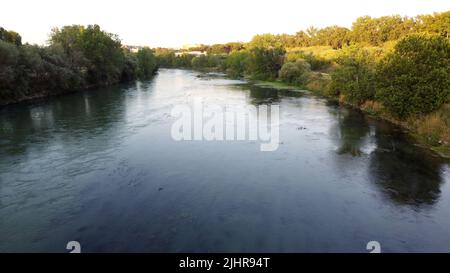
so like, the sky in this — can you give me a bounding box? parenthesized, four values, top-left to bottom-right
(2, 0, 449, 48)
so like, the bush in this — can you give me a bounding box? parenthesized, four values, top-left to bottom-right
(155, 49, 176, 67)
(121, 52, 138, 81)
(376, 33, 450, 117)
(224, 50, 249, 78)
(278, 59, 311, 85)
(246, 47, 285, 80)
(286, 50, 332, 71)
(173, 54, 195, 68)
(191, 55, 222, 69)
(50, 25, 125, 85)
(329, 46, 376, 104)
(0, 40, 19, 99)
(306, 72, 332, 93)
(136, 47, 157, 78)
(413, 104, 450, 146)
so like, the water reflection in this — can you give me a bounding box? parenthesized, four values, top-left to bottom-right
(0, 83, 133, 159)
(245, 85, 305, 106)
(248, 86, 281, 105)
(327, 103, 446, 207)
(368, 121, 444, 206)
(245, 84, 448, 208)
(332, 108, 371, 156)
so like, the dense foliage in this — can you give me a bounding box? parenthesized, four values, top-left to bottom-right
(158, 11, 449, 120)
(136, 47, 158, 78)
(329, 46, 377, 104)
(278, 59, 311, 85)
(0, 25, 157, 104)
(245, 47, 285, 80)
(0, 27, 22, 46)
(376, 34, 450, 117)
(223, 50, 248, 78)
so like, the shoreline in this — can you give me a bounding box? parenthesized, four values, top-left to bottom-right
(244, 77, 450, 159)
(0, 74, 158, 108)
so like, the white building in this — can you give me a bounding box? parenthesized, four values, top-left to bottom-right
(175, 51, 207, 57)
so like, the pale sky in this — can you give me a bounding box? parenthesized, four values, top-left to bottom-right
(2, 0, 449, 48)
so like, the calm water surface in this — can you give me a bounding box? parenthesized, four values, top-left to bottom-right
(1, 69, 449, 252)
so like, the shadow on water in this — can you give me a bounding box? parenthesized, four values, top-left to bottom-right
(328, 104, 446, 207)
(244, 84, 304, 105)
(332, 107, 371, 156)
(368, 121, 445, 207)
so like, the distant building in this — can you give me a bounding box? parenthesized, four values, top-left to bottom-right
(175, 51, 207, 57)
(122, 45, 144, 53)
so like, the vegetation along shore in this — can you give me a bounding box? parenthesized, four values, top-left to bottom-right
(0, 25, 158, 105)
(154, 11, 450, 157)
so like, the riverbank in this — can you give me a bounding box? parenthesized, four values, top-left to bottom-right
(0, 25, 158, 107)
(0, 77, 153, 107)
(249, 76, 450, 158)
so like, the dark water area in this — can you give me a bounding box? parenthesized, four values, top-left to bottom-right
(0, 69, 449, 252)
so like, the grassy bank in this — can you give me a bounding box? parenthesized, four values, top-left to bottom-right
(255, 75, 450, 158)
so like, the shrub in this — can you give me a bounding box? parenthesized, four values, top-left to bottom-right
(278, 59, 311, 85)
(224, 50, 249, 78)
(376, 33, 450, 118)
(0, 40, 19, 99)
(246, 47, 285, 80)
(136, 47, 157, 78)
(329, 46, 377, 105)
(412, 104, 450, 146)
(286, 50, 332, 71)
(191, 55, 222, 69)
(306, 72, 331, 94)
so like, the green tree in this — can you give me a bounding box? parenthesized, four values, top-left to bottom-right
(278, 59, 311, 85)
(0, 27, 22, 46)
(50, 24, 125, 85)
(415, 11, 450, 39)
(136, 47, 157, 78)
(330, 46, 376, 104)
(191, 55, 221, 69)
(121, 51, 138, 81)
(155, 48, 176, 67)
(246, 47, 285, 80)
(1, 25, 158, 105)
(292, 31, 311, 47)
(313, 26, 350, 49)
(206, 42, 244, 55)
(173, 54, 195, 68)
(248, 34, 284, 49)
(376, 33, 450, 117)
(224, 50, 249, 78)
(0, 40, 19, 99)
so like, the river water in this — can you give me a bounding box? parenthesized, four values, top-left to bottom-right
(0, 69, 449, 252)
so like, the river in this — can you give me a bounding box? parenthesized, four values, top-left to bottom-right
(1, 69, 449, 252)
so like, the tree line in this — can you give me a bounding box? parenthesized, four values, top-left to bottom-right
(0, 25, 158, 105)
